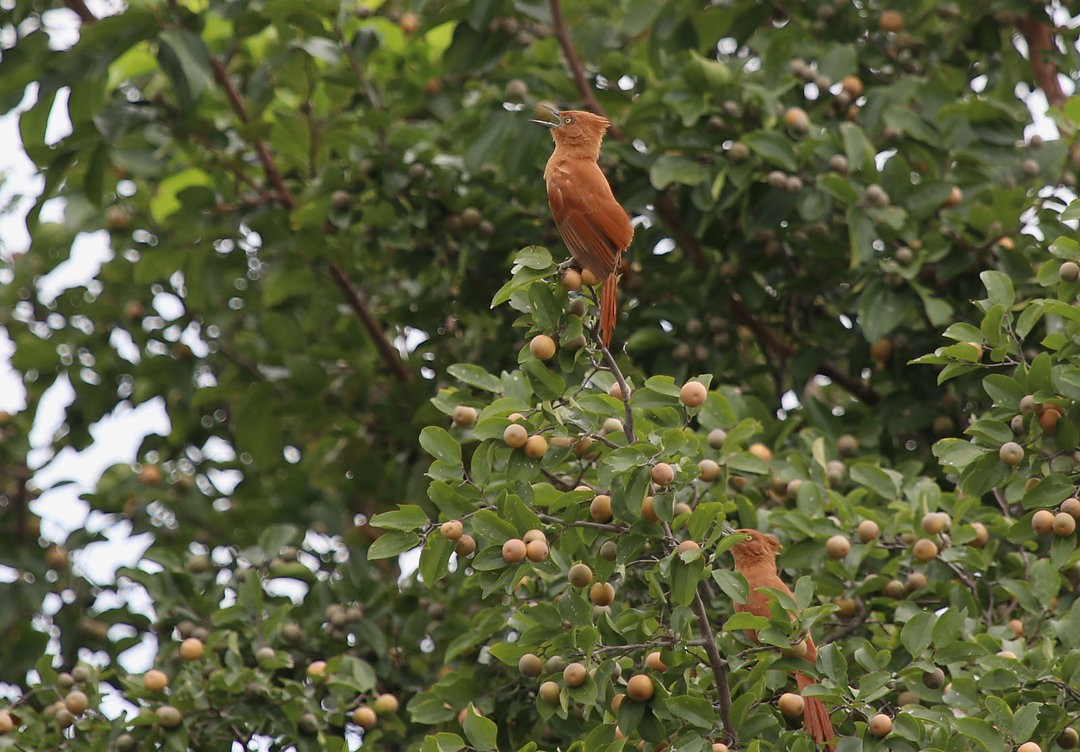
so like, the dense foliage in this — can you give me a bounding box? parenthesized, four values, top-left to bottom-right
(1, 0, 1079, 750)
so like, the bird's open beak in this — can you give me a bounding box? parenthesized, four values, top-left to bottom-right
(531, 104, 561, 128)
(721, 522, 738, 536)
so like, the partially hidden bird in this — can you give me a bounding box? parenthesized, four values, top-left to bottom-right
(533, 106, 633, 347)
(729, 528, 837, 749)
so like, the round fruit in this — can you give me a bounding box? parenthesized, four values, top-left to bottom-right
(712, 745, 729, 752)
(1058, 728, 1078, 750)
(590, 494, 613, 522)
(561, 269, 582, 291)
(1061, 262, 1080, 282)
(504, 424, 528, 448)
(825, 535, 851, 559)
(783, 107, 810, 135)
(600, 540, 618, 560)
(883, 579, 906, 599)
(778, 692, 804, 719)
(502, 539, 527, 563)
(440, 520, 464, 541)
(913, 538, 939, 561)
(897, 690, 920, 706)
(398, 11, 419, 33)
(922, 667, 945, 689)
(307, 661, 327, 680)
(679, 381, 707, 407)
(626, 674, 654, 702)
(707, 428, 726, 448)
(921, 512, 949, 534)
(353, 706, 377, 729)
(64, 690, 89, 715)
(518, 653, 543, 677)
(589, 582, 615, 606)
(563, 662, 587, 687)
(1017, 744, 1041, 752)
(1008, 618, 1024, 638)
(645, 651, 668, 672)
(602, 418, 623, 435)
(867, 184, 890, 207)
(641, 496, 659, 522)
(748, 443, 772, 462)
(524, 435, 548, 458)
(539, 681, 560, 703)
(1040, 407, 1062, 433)
(180, 637, 205, 660)
(835, 598, 857, 618)
(841, 75, 863, 98)
(144, 669, 168, 692)
(1054, 511, 1076, 536)
(868, 713, 893, 737)
(1061, 497, 1080, 519)
(451, 405, 477, 427)
(970, 522, 989, 547)
(568, 563, 594, 588)
(455, 535, 476, 557)
(999, 442, 1024, 466)
(530, 334, 556, 361)
(373, 693, 399, 714)
(698, 459, 720, 482)
(673, 502, 693, 518)
(943, 185, 963, 208)
(651, 462, 675, 486)
(611, 693, 625, 713)
(45, 544, 69, 569)
(139, 465, 163, 485)
(524, 529, 547, 545)
(857, 520, 880, 543)
(544, 655, 567, 674)
(156, 704, 183, 729)
(879, 10, 903, 31)
(677, 540, 700, 555)
(581, 268, 600, 286)
(526, 539, 549, 562)
(1031, 509, 1055, 535)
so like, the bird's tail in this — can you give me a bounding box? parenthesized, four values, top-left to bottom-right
(600, 255, 620, 347)
(796, 671, 836, 751)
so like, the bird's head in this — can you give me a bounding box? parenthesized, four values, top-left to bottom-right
(729, 528, 782, 562)
(532, 106, 611, 148)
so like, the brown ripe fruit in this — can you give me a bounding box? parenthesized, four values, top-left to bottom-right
(581, 268, 600, 286)
(523, 529, 546, 544)
(698, 459, 720, 482)
(921, 512, 950, 534)
(1017, 744, 1042, 752)
(1031, 509, 1055, 535)
(44, 544, 69, 570)
(748, 443, 772, 462)
(626, 674, 654, 702)
(999, 441, 1024, 466)
(712, 745, 729, 752)
(905, 572, 928, 592)
(778, 692, 804, 719)
(641, 496, 659, 522)
(451, 405, 477, 427)
(504, 424, 528, 448)
(589, 582, 615, 606)
(869, 337, 893, 363)
(645, 651, 668, 672)
(440, 520, 464, 541)
(455, 535, 476, 557)
(526, 539, 549, 562)
(524, 435, 548, 459)
(307, 661, 327, 680)
(530, 334, 556, 361)
(563, 662, 587, 687)
(673, 502, 693, 518)
(1060, 262, 1080, 282)
(0, 710, 12, 734)
(970, 522, 989, 547)
(502, 539, 527, 563)
(590, 495, 613, 522)
(857, 520, 880, 543)
(608, 382, 627, 400)
(707, 428, 726, 449)
(1061, 497, 1080, 519)
(897, 690, 920, 707)
(1008, 618, 1024, 638)
(835, 598, 857, 618)
(680, 381, 708, 407)
(1054, 511, 1076, 536)
(879, 10, 903, 31)
(398, 11, 419, 33)
(64, 690, 89, 715)
(841, 75, 863, 98)
(373, 693, 399, 714)
(611, 693, 625, 713)
(651, 462, 675, 486)
(997, 650, 1019, 659)
(1039, 406, 1062, 433)
(180, 637, 205, 660)
(883, 579, 906, 599)
(539, 680, 561, 703)
(1058, 728, 1078, 750)
(922, 667, 946, 689)
(825, 535, 851, 559)
(518, 653, 543, 677)
(568, 563, 593, 588)
(144, 669, 169, 692)
(942, 185, 963, 208)
(783, 107, 810, 135)
(600, 540, 618, 560)
(913, 538, 939, 561)
(677, 540, 700, 555)
(868, 713, 893, 737)
(139, 465, 163, 485)
(561, 269, 582, 291)
(156, 705, 183, 729)
(353, 706, 377, 729)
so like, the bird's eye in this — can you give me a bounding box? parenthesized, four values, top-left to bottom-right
(745, 535, 753, 542)
(563, 117, 572, 124)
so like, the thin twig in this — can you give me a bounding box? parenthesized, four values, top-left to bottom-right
(596, 328, 635, 443)
(63, 0, 97, 23)
(693, 586, 736, 745)
(548, 0, 621, 138)
(821, 599, 868, 646)
(1017, 16, 1067, 108)
(538, 513, 628, 534)
(327, 263, 411, 382)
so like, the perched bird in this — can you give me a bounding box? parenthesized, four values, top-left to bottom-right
(533, 106, 633, 347)
(729, 528, 837, 749)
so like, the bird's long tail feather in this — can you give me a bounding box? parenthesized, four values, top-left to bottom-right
(796, 671, 836, 750)
(600, 255, 620, 347)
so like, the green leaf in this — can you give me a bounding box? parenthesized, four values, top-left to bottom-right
(954, 717, 1004, 752)
(649, 154, 709, 189)
(157, 29, 214, 108)
(369, 505, 429, 532)
(743, 130, 797, 171)
(367, 531, 420, 560)
(1022, 474, 1072, 510)
(722, 612, 769, 631)
(420, 426, 462, 465)
(712, 568, 749, 603)
(664, 694, 714, 728)
(419, 533, 455, 585)
(980, 270, 1015, 307)
(850, 463, 900, 499)
(447, 364, 502, 392)
(900, 610, 935, 658)
(932, 438, 988, 470)
(462, 706, 498, 751)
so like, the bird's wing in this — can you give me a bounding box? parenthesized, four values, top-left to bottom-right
(546, 163, 633, 279)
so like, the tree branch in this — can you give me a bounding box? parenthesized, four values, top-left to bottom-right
(1017, 16, 1067, 109)
(208, 55, 411, 382)
(63, 0, 97, 24)
(692, 586, 736, 745)
(548, 0, 622, 139)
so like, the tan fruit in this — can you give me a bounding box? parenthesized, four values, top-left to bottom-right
(698, 459, 720, 482)
(783, 639, 808, 659)
(523, 529, 546, 544)
(707, 428, 726, 448)
(530, 334, 556, 361)
(783, 107, 810, 135)
(905, 572, 928, 592)
(581, 268, 600, 286)
(156, 705, 182, 729)
(398, 11, 419, 33)
(943, 185, 963, 208)
(1008, 618, 1024, 638)
(712, 745, 729, 752)
(526, 539, 549, 562)
(180, 637, 204, 660)
(451, 405, 477, 427)
(778, 692, 804, 719)
(999, 441, 1024, 466)
(524, 435, 548, 458)
(835, 598, 857, 618)
(589, 582, 615, 606)
(825, 535, 851, 559)
(440, 520, 464, 541)
(857, 520, 880, 543)
(568, 563, 593, 588)
(869, 338, 892, 362)
(502, 539, 527, 563)
(970, 522, 989, 547)
(1061, 497, 1080, 519)
(679, 381, 708, 407)
(922, 667, 945, 689)
(673, 502, 693, 518)
(353, 706, 377, 729)
(518, 653, 543, 677)
(997, 650, 1018, 660)
(879, 10, 903, 31)
(590, 494, 613, 522)
(44, 544, 69, 570)
(921, 512, 950, 534)
(139, 465, 163, 485)
(913, 538, 939, 561)
(868, 713, 893, 737)
(897, 690, 920, 706)
(645, 651, 668, 672)
(642, 496, 659, 522)
(611, 693, 625, 713)
(561, 269, 582, 291)
(883, 579, 906, 599)
(307, 660, 327, 680)
(504, 424, 528, 448)
(1017, 744, 1042, 752)
(748, 443, 772, 462)
(677, 540, 700, 555)
(1057, 728, 1078, 750)
(563, 662, 587, 687)
(609, 382, 628, 400)
(373, 693, 399, 714)
(64, 690, 89, 715)
(1039, 407, 1062, 433)
(626, 674, 654, 702)
(144, 669, 168, 692)
(1054, 511, 1077, 536)
(602, 418, 623, 435)
(573, 436, 597, 459)
(0, 710, 12, 734)
(1032, 509, 1055, 535)
(539, 680, 560, 703)
(455, 535, 476, 557)
(651, 463, 675, 486)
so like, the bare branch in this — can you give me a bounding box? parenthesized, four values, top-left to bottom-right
(63, 0, 97, 24)
(1017, 16, 1067, 109)
(548, 0, 622, 139)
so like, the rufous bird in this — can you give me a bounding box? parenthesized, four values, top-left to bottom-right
(729, 528, 837, 749)
(533, 106, 633, 347)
